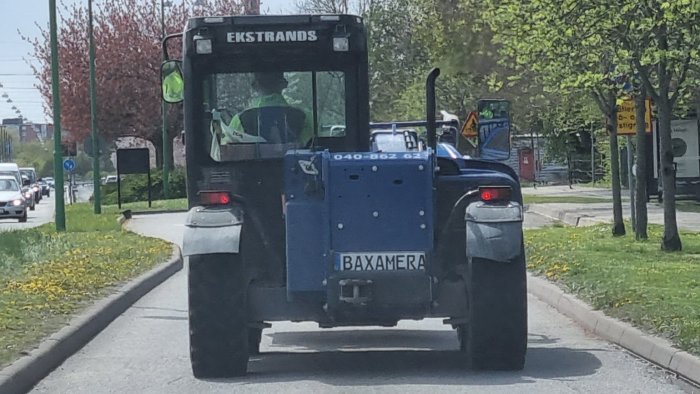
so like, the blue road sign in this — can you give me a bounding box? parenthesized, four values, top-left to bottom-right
(63, 158, 76, 172)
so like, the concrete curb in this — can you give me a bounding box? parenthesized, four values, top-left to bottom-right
(526, 204, 603, 227)
(131, 208, 188, 216)
(116, 213, 127, 225)
(528, 274, 700, 386)
(0, 245, 183, 394)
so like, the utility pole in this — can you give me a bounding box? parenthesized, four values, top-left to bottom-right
(626, 136, 636, 231)
(88, 0, 101, 214)
(161, 0, 170, 199)
(591, 123, 596, 185)
(1, 126, 5, 162)
(50, 0, 66, 231)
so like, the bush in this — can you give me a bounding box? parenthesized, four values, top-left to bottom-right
(102, 168, 186, 205)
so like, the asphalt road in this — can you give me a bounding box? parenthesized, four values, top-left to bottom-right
(29, 211, 690, 393)
(0, 192, 54, 232)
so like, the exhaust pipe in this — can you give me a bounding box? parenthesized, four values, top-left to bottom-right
(426, 68, 440, 151)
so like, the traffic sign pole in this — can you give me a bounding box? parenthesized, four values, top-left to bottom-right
(50, 0, 66, 232)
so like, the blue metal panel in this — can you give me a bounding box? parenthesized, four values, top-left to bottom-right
(284, 151, 328, 293)
(285, 150, 436, 294)
(326, 151, 434, 255)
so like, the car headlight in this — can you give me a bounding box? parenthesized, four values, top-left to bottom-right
(24, 192, 32, 199)
(12, 199, 23, 206)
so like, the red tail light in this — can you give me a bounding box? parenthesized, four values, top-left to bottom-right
(199, 191, 231, 206)
(479, 186, 511, 202)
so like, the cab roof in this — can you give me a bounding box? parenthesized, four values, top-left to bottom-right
(187, 14, 363, 30)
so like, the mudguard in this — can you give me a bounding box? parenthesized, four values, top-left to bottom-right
(182, 206, 243, 257)
(465, 201, 523, 262)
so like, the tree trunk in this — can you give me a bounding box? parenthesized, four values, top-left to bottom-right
(608, 109, 626, 236)
(657, 99, 682, 251)
(152, 136, 163, 169)
(634, 92, 648, 240)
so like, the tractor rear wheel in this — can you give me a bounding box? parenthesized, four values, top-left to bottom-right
(460, 248, 527, 370)
(188, 253, 249, 378)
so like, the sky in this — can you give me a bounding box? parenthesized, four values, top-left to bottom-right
(0, 0, 291, 124)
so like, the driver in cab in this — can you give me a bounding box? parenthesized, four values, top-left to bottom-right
(220, 72, 314, 146)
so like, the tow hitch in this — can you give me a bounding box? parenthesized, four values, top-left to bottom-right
(338, 279, 373, 305)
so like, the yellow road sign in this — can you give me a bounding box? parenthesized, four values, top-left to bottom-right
(616, 98, 652, 135)
(461, 111, 478, 138)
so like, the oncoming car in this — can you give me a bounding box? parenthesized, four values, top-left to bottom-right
(0, 175, 28, 222)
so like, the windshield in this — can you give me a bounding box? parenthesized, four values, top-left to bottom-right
(203, 71, 346, 162)
(0, 178, 19, 192)
(371, 131, 420, 152)
(20, 170, 35, 182)
(0, 171, 20, 183)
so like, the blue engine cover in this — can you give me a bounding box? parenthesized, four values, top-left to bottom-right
(284, 150, 435, 294)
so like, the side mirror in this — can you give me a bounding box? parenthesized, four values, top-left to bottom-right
(477, 99, 512, 161)
(161, 60, 184, 104)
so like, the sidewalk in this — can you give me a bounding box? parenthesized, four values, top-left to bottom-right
(523, 184, 700, 231)
(523, 184, 629, 200)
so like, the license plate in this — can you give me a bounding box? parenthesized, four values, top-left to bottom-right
(336, 252, 426, 271)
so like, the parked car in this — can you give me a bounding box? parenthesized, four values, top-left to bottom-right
(104, 175, 118, 184)
(0, 175, 28, 222)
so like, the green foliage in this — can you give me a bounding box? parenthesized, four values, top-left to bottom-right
(101, 168, 186, 205)
(13, 142, 53, 178)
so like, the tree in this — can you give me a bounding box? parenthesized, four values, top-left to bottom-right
(14, 142, 54, 178)
(485, 0, 628, 236)
(634, 86, 649, 240)
(24, 0, 243, 169)
(295, 0, 372, 14)
(614, 1, 700, 251)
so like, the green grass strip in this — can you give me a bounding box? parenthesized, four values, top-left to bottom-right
(526, 223, 700, 356)
(523, 195, 609, 204)
(102, 198, 188, 212)
(0, 204, 172, 367)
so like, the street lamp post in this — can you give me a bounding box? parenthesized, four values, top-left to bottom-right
(88, 0, 101, 214)
(49, 0, 66, 231)
(161, 0, 170, 199)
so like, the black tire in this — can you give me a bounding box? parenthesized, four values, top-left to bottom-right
(189, 253, 250, 378)
(460, 248, 527, 370)
(18, 212, 27, 223)
(248, 327, 262, 355)
(30, 204, 35, 211)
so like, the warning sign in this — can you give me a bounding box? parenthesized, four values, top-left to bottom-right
(461, 112, 478, 138)
(616, 98, 652, 135)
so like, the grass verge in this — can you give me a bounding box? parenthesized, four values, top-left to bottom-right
(523, 195, 608, 204)
(0, 204, 172, 368)
(674, 201, 700, 214)
(526, 223, 700, 357)
(103, 198, 188, 212)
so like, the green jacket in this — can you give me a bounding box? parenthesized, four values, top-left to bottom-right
(222, 94, 314, 145)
